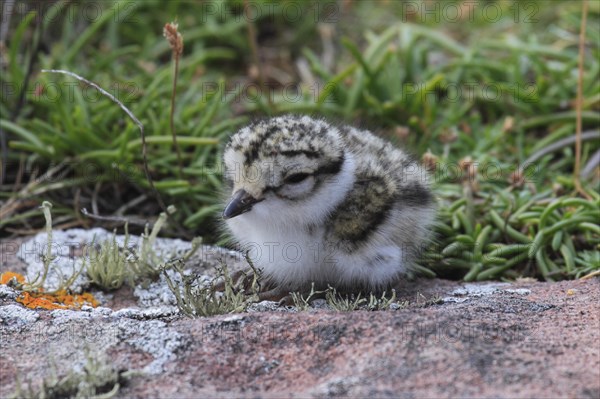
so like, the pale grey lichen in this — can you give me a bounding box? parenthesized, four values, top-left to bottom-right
(247, 301, 299, 313)
(504, 288, 531, 295)
(18, 228, 110, 292)
(452, 282, 511, 297)
(0, 304, 40, 330)
(443, 282, 512, 302)
(133, 272, 181, 308)
(50, 309, 93, 323)
(0, 284, 18, 300)
(111, 306, 179, 320)
(117, 319, 184, 375)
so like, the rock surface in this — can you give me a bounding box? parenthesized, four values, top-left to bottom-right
(1, 231, 599, 398)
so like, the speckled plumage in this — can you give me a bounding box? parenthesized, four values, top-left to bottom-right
(222, 115, 435, 292)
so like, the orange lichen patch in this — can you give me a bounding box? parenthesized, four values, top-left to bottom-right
(17, 291, 68, 310)
(58, 290, 99, 308)
(16, 289, 99, 310)
(0, 271, 26, 285)
(2, 270, 99, 310)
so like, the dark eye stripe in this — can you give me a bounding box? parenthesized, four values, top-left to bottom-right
(284, 172, 311, 184)
(282, 153, 345, 184)
(262, 153, 346, 193)
(279, 150, 320, 159)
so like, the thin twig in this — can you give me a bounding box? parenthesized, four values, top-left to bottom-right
(40, 69, 169, 215)
(92, 181, 101, 216)
(81, 208, 148, 226)
(0, 160, 68, 221)
(115, 194, 148, 216)
(6, 220, 85, 236)
(580, 270, 600, 280)
(521, 130, 600, 171)
(574, 0, 590, 199)
(42, 70, 144, 141)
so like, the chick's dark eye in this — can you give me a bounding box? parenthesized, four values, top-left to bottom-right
(284, 172, 310, 184)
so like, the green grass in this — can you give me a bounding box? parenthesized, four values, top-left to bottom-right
(11, 349, 128, 398)
(290, 284, 402, 311)
(1, 0, 598, 282)
(163, 258, 260, 317)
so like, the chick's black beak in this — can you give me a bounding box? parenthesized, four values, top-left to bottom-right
(223, 189, 262, 219)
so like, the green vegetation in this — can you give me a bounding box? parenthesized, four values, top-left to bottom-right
(291, 284, 404, 311)
(85, 230, 129, 290)
(162, 259, 260, 317)
(16, 201, 194, 295)
(324, 288, 402, 312)
(11, 350, 128, 399)
(18, 201, 86, 295)
(127, 206, 177, 284)
(1, 1, 598, 282)
(425, 190, 600, 281)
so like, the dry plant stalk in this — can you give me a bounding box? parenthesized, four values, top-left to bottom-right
(41, 69, 165, 211)
(163, 21, 184, 177)
(40, 69, 191, 238)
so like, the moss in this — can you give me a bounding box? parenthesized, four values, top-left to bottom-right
(85, 230, 128, 291)
(291, 285, 403, 312)
(11, 351, 128, 399)
(127, 207, 176, 285)
(290, 283, 321, 311)
(162, 242, 260, 317)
